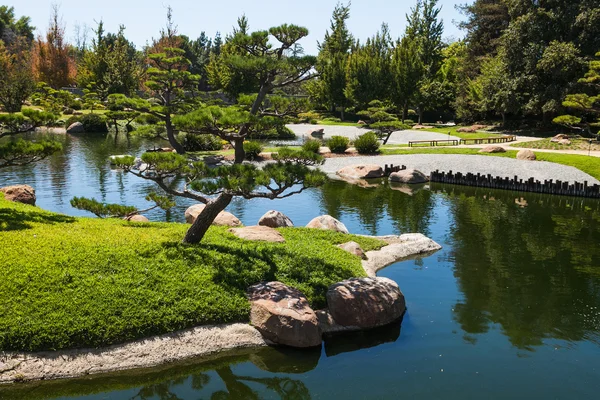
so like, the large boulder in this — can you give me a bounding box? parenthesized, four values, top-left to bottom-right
(551, 134, 569, 143)
(337, 241, 367, 260)
(229, 226, 285, 243)
(308, 128, 324, 138)
(185, 204, 242, 227)
(336, 164, 384, 180)
(124, 214, 149, 222)
(0, 184, 36, 205)
(248, 281, 322, 348)
(258, 210, 294, 228)
(306, 215, 349, 234)
(479, 146, 506, 153)
(389, 169, 428, 184)
(66, 122, 84, 134)
(558, 139, 571, 145)
(326, 277, 406, 329)
(517, 149, 536, 161)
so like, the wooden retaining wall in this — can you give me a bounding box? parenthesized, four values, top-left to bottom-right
(429, 170, 600, 199)
(384, 164, 407, 176)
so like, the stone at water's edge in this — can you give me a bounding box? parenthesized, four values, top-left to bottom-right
(479, 146, 506, 153)
(124, 214, 149, 222)
(361, 233, 442, 276)
(389, 169, 429, 184)
(337, 241, 367, 260)
(337, 164, 384, 180)
(248, 281, 322, 348)
(306, 215, 349, 234)
(185, 204, 242, 227)
(326, 277, 406, 329)
(66, 122, 84, 134)
(0, 184, 36, 205)
(229, 226, 285, 243)
(258, 210, 294, 228)
(517, 149, 536, 161)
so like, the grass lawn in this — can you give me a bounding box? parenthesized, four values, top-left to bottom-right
(316, 120, 362, 127)
(511, 138, 600, 152)
(0, 196, 383, 352)
(379, 147, 600, 180)
(420, 126, 506, 140)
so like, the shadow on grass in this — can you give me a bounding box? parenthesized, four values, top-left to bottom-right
(0, 208, 76, 231)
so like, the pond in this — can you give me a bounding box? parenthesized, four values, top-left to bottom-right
(2, 132, 600, 399)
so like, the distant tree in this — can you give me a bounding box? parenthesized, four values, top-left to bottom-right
(554, 51, 600, 136)
(390, 36, 423, 121)
(345, 24, 392, 109)
(0, 39, 35, 112)
(32, 5, 75, 88)
(313, 2, 353, 119)
(78, 22, 140, 97)
(207, 17, 316, 162)
(0, 6, 35, 46)
(0, 108, 61, 168)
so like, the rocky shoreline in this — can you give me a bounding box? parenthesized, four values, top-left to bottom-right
(0, 233, 441, 384)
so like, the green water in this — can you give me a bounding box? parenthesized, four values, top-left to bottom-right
(1, 133, 600, 399)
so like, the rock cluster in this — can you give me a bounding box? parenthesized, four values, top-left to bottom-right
(248, 282, 322, 348)
(479, 146, 506, 153)
(185, 204, 242, 227)
(229, 226, 285, 243)
(258, 210, 294, 228)
(66, 122, 84, 134)
(389, 169, 429, 184)
(0, 184, 36, 205)
(336, 164, 384, 180)
(306, 215, 349, 234)
(517, 149, 536, 161)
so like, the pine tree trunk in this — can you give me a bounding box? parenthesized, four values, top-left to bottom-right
(165, 115, 185, 154)
(402, 103, 408, 123)
(340, 107, 345, 122)
(183, 193, 234, 244)
(233, 138, 245, 164)
(501, 112, 506, 127)
(418, 107, 423, 124)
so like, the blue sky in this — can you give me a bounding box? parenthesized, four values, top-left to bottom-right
(12, 0, 470, 54)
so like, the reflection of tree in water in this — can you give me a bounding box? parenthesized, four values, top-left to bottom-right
(211, 366, 310, 400)
(443, 185, 600, 350)
(319, 180, 435, 236)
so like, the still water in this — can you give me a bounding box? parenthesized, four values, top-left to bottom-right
(1, 133, 600, 399)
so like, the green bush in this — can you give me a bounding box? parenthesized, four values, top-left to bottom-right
(298, 111, 322, 122)
(309, 119, 318, 124)
(64, 114, 108, 133)
(249, 124, 296, 140)
(302, 138, 321, 154)
(243, 140, 264, 160)
(182, 133, 223, 151)
(354, 131, 380, 154)
(327, 135, 350, 153)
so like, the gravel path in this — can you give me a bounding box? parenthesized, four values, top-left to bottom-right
(322, 154, 600, 184)
(286, 125, 460, 144)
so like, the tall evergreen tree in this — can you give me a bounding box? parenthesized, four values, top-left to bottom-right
(314, 2, 353, 119)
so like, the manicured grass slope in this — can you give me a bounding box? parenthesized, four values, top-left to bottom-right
(0, 197, 382, 352)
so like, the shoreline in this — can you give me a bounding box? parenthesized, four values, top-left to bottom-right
(0, 234, 441, 384)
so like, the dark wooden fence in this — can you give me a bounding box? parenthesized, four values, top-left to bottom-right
(429, 170, 600, 199)
(384, 164, 407, 176)
(408, 139, 459, 147)
(459, 136, 516, 145)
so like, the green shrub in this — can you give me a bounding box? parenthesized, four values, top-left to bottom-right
(298, 111, 322, 122)
(309, 119, 318, 124)
(354, 131, 380, 154)
(182, 133, 223, 151)
(322, 117, 342, 123)
(302, 138, 321, 154)
(64, 114, 108, 133)
(249, 124, 296, 140)
(327, 135, 350, 153)
(243, 140, 264, 160)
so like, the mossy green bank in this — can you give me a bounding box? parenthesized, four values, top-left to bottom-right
(0, 196, 383, 352)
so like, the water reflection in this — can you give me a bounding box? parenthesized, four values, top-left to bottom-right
(433, 184, 600, 350)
